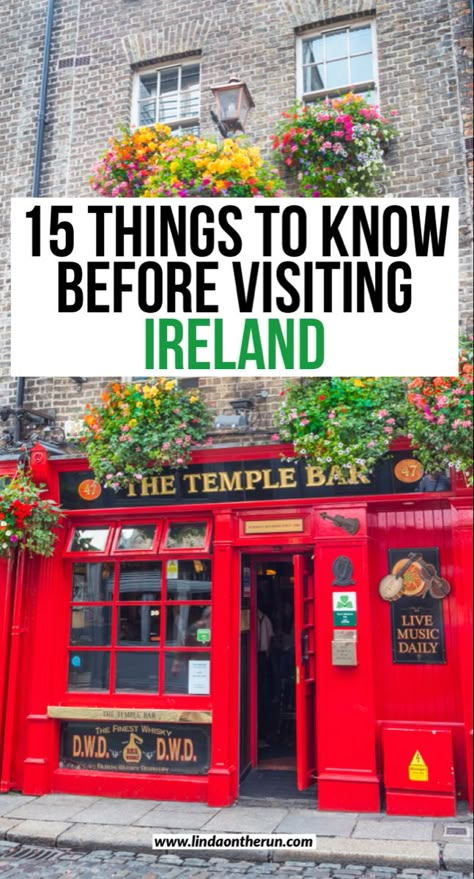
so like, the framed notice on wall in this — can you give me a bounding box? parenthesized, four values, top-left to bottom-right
(387, 548, 447, 665)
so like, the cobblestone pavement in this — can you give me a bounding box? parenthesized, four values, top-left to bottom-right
(0, 843, 473, 879)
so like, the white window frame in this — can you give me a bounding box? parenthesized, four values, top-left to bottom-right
(132, 58, 201, 132)
(296, 19, 378, 104)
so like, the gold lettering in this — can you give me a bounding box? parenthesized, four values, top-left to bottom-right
(183, 738, 194, 761)
(219, 471, 244, 492)
(182, 473, 202, 494)
(139, 476, 159, 497)
(305, 465, 326, 487)
(348, 465, 370, 485)
(202, 472, 220, 493)
(127, 482, 138, 497)
(245, 470, 263, 490)
(160, 474, 176, 495)
(156, 738, 167, 761)
(278, 467, 297, 488)
(72, 735, 82, 757)
(262, 469, 281, 489)
(96, 736, 107, 758)
(326, 465, 347, 486)
(396, 628, 410, 640)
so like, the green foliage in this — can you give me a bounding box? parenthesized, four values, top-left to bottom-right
(272, 93, 398, 197)
(80, 379, 212, 490)
(0, 466, 63, 557)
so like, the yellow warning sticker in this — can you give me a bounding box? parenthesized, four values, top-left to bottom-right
(408, 750, 429, 782)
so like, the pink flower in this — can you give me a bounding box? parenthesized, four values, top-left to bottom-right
(175, 438, 183, 445)
(328, 411, 336, 419)
(367, 441, 375, 448)
(271, 433, 280, 441)
(384, 426, 393, 434)
(162, 442, 170, 450)
(386, 418, 395, 425)
(300, 418, 309, 426)
(377, 409, 388, 418)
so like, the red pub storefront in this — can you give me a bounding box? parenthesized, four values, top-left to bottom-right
(0, 442, 472, 816)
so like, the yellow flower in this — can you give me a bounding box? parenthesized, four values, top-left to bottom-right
(165, 380, 176, 391)
(128, 418, 137, 427)
(189, 394, 199, 403)
(353, 379, 365, 387)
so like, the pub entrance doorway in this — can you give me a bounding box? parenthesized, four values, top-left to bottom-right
(239, 553, 316, 800)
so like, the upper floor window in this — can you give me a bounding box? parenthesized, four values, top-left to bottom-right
(134, 61, 200, 133)
(298, 22, 377, 104)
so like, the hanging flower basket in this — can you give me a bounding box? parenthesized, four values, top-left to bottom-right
(404, 335, 473, 485)
(79, 379, 213, 491)
(90, 125, 285, 198)
(274, 377, 408, 475)
(0, 465, 63, 558)
(272, 93, 398, 197)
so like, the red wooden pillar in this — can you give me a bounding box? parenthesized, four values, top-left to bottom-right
(315, 504, 381, 812)
(450, 497, 473, 811)
(207, 511, 240, 806)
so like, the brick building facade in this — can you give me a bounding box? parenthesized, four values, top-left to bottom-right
(0, 0, 473, 445)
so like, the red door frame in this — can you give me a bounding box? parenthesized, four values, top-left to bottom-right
(293, 553, 316, 791)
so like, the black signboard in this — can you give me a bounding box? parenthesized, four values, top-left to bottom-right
(59, 451, 429, 510)
(388, 548, 446, 665)
(60, 721, 210, 775)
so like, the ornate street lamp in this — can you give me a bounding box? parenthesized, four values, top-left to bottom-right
(210, 78, 255, 136)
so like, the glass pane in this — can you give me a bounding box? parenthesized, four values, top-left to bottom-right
(303, 37, 322, 65)
(139, 74, 157, 99)
(180, 88, 199, 119)
(165, 522, 207, 549)
(139, 101, 156, 126)
(325, 30, 347, 60)
(70, 606, 111, 646)
(117, 525, 155, 551)
(159, 93, 179, 122)
(68, 651, 110, 691)
(115, 651, 158, 692)
(164, 652, 210, 695)
(166, 559, 212, 600)
(304, 64, 324, 93)
(72, 563, 114, 602)
(119, 561, 162, 601)
(118, 605, 161, 646)
(159, 67, 179, 94)
(70, 527, 109, 552)
(181, 64, 200, 88)
(350, 53, 373, 83)
(166, 605, 211, 647)
(350, 26, 372, 55)
(177, 123, 200, 136)
(326, 58, 349, 89)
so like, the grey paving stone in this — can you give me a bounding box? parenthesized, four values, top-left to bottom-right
(6, 819, 73, 845)
(136, 807, 211, 829)
(0, 795, 38, 818)
(0, 818, 21, 838)
(204, 807, 288, 834)
(276, 813, 356, 837)
(71, 798, 157, 825)
(154, 802, 219, 815)
(5, 794, 99, 822)
(352, 820, 434, 842)
(58, 822, 154, 853)
(273, 837, 440, 867)
(443, 842, 474, 870)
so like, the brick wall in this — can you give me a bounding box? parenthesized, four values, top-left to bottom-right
(0, 0, 472, 448)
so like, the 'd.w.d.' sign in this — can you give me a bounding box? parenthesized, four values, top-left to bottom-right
(60, 721, 210, 775)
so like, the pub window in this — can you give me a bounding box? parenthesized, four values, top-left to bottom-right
(162, 521, 210, 551)
(67, 556, 211, 696)
(115, 524, 158, 551)
(69, 527, 110, 553)
(298, 21, 377, 104)
(133, 61, 201, 134)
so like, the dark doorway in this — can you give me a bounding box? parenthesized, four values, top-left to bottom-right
(256, 560, 296, 771)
